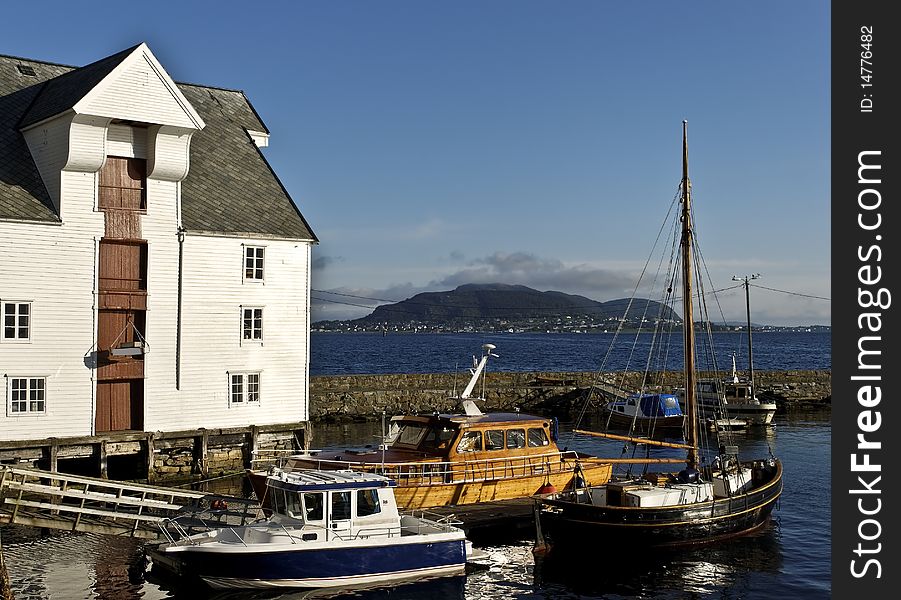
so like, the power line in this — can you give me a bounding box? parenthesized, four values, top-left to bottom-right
(750, 283, 830, 301)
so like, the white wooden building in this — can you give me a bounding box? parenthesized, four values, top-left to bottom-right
(0, 43, 318, 442)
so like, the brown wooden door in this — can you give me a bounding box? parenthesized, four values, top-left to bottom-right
(96, 380, 144, 432)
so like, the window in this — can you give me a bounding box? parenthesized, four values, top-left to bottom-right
(485, 430, 504, 451)
(356, 489, 381, 517)
(229, 373, 261, 405)
(331, 491, 351, 520)
(456, 431, 482, 453)
(244, 246, 265, 280)
(285, 491, 304, 519)
(9, 377, 46, 415)
(528, 428, 550, 448)
(2, 302, 31, 341)
(303, 492, 324, 521)
(242, 307, 263, 341)
(506, 429, 526, 449)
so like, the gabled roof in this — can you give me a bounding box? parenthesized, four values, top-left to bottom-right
(0, 46, 316, 241)
(18, 44, 138, 129)
(0, 56, 71, 221)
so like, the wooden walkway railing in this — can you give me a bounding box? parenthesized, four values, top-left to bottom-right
(0, 465, 262, 540)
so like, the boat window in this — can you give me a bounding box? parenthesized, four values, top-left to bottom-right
(269, 488, 285, 515)
(485, 430, 504, 451)
(285, 491, 304, 519)
(356, 489, 381, 517)
(616, 405, 624, 412)
(506, 429, 526, 449)
(303, 492, 323, 521)
(528, 428, 549, 447)
(627, 397, 636, 406)
(330, 491, 351, 521)
(736, 387, 747, 398)
(422, 426, 456, 449)
(456, 431, 482, 453)
(394, 424, 428, 446)
(664, 396, 679, 408)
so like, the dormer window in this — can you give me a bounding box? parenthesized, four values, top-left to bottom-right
(99, 156, 146, 211)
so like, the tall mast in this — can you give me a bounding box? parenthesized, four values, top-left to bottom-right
(733, 274, 760, 398)
(680, 121, 698, 468)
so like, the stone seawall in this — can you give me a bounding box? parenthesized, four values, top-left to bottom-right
(309, 370, 831, 422)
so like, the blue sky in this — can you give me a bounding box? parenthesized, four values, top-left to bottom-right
(3, 1, 830, 325)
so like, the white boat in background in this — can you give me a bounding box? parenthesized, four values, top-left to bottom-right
(677, 355, 777, 427)
(148, 468, 471, 590)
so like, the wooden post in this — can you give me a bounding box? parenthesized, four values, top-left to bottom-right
(1, 528, 15, 600)
(48, 439, 58, 473)
(145, 433, 156, 484)
(98, 440, 108, 479)
(246, 425, 259, 469)
(194, 430, 209, 477)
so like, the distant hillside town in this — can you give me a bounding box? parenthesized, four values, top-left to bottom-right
(311, 284, 830, 334)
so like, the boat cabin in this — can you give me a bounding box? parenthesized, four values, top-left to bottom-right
(372, 412, 559, 461)
(262, 470, 402, 541)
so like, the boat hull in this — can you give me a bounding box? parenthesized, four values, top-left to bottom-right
(249, 458, 612, 510)
(536, 460, 782, 551)
(703, 402, 776, 425)
(152, 537, 467, 590)
(600, 409, 685, 433)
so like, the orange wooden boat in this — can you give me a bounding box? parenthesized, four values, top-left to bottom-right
(249, 345, 613, 510)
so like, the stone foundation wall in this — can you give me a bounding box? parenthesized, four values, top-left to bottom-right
(309, 370, 831, 422)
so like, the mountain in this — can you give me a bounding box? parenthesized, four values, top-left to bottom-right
(351, 284, 680, 324)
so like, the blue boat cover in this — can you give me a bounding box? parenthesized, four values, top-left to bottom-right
(637, 394, 683, 418)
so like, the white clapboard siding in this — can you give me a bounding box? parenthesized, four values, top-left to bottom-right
(107, 124, 147, 159)
(0, 170, 104, 441)
(78, 53, 198, 129)
(21, 117, 71, 214)
(148, 235, 312, 431)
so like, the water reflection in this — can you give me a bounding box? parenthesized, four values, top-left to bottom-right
(147, 573, 466, 600)
(2, 416, 827, 599)
(533, 521, 783, 599)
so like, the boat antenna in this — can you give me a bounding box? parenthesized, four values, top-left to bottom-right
(732, 273, 760, 399)
(680, 120, 699, 469)
(459, 344, 498, 416)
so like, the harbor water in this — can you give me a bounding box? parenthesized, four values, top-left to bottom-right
(1, 332, 831, 598)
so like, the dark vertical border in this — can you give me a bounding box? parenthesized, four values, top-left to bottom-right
(832, 0, 899, 596)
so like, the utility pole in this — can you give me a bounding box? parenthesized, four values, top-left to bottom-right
(732, 274, 760, 398)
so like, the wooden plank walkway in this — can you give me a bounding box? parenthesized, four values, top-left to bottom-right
(0, 465, 262, 540)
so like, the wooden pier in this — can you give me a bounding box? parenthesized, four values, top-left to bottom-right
(0, 465, 262, 541)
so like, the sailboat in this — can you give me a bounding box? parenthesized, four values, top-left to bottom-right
(534, 122, 783, 551)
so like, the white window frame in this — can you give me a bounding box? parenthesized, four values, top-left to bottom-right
(1, 301, 32, 342)
(243, 245, 266, 282)
(241, 306, 264, 343)
(228, 372, 261, 406)
(7, 376, 47, 416)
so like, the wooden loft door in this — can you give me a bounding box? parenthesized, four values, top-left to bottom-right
(96, 380, 144, 433)
(95, 154, 148, 433)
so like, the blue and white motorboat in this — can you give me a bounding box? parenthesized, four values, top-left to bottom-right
(148, 468, 472, 590)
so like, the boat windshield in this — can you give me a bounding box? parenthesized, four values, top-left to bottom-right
(392, 424, 429, 446)
(725, 385, 748, 398)
(421, 425, 456, 449)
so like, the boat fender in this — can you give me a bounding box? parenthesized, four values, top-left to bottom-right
(537, 483, 557, 495)
(677, 467, 700, 483)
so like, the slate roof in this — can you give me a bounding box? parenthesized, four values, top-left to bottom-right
(0, 48, 317, 241)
